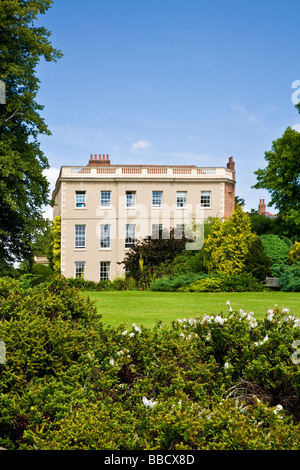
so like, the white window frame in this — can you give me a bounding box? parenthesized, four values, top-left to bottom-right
(100, 224, 111, 249)
(201, 191, 211, 208)
(152, 191, 163, 207)
(152, 223, 163, 239)
(176, 191, 187, 208)
(175, 224, 185, 239)
(101, 191, 111, 208)
(125, 224, 136, 248)
(75, 224, 86, 249)
(75, 191, 86, 208)
(100, 261, 111, 281)
(126, 191, 136, 208)
(75, 261, 85, 279)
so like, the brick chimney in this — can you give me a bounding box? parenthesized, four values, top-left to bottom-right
(258, 199, 266, 215)
(226, 156, 235, 180)
(88, 154, 110, 166)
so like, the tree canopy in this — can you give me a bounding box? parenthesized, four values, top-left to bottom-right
(0, 0, 62, 269)
(203, 205, 257, 275)
(253, 123, 300, 236)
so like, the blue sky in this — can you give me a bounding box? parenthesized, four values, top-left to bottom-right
(37, 0, 300, 216)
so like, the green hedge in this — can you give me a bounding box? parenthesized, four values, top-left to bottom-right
(150, 273, 208, 291)
(0, 277, 300, 450)
(178, 273, 264, 292)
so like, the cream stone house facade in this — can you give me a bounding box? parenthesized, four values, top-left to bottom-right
(52, 155, 236, 282)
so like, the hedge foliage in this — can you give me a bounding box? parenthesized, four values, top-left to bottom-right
(0, 277, 300, 450)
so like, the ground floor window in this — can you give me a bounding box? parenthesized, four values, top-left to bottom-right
(100, 261, 110, 280)
(152, 223, 163, 239)
(125, 224, 136, 248)
(75, 261, 85, 278)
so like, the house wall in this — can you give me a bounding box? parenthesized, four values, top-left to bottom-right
(53, 157, 236, 282)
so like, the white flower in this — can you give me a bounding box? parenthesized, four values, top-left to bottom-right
(273, 405, 283, 414)
(248, 318, 258, 328)
(129, 332, 135, 338)
(122, 330, 128, 335)
(254, 335, 269, 347)
(109, 358, 115, 366)
(214, 315, 226, 325)
(201, 314, 212, 324)
(224, 362, 229, 369)
(226, 300, 231, 306)
(293, 318, 300, 328)
(267, 310, 274, 322)
(205, 332, 211, 342)
(142, 396, 158, 409)
(132, 323, 141, 333)
(282, 308, 290, 314)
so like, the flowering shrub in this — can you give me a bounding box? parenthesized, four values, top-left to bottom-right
(0, 277, 300, 450)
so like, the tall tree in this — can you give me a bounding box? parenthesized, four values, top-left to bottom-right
(203, 205, 256, 275)
(253, 124, 300, 236)
(0, 0, 62, 270)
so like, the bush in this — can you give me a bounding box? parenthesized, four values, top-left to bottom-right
(278, 262, 300, 292)
(1, 277, 300, 450)
(287, 241, 300, 265)
(65, 276, 133, 291)
(180, 273, 264, 292)
(150, 273, 207, 291)
(260, 235, 290, 266)
(243, 237, 272, 281)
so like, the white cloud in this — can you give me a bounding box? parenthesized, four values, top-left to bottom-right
(292, 123, 300, 132)
(132, 140, 152, 151)
(43, 167, 60, 192)
(42, 167, 60, 221)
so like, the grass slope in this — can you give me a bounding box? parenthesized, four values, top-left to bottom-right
(82, 290, 300, 328)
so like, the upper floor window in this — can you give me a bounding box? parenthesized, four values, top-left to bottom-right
(125, 224, 136, 248)
(177, 191, 187, 208)
(75, 224, 86, 249)
(201, 191, 211, 208)
(100, 224, 111, 249)
(152, 191, 162, 207)
(75, 191, 86, 208)
(126, 191, 136, 208)
(101, 191, 111, 207)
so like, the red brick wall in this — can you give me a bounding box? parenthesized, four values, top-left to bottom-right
(224, 182, 235, 218)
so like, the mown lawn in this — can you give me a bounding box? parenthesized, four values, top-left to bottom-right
(81, 290, 300, 328)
